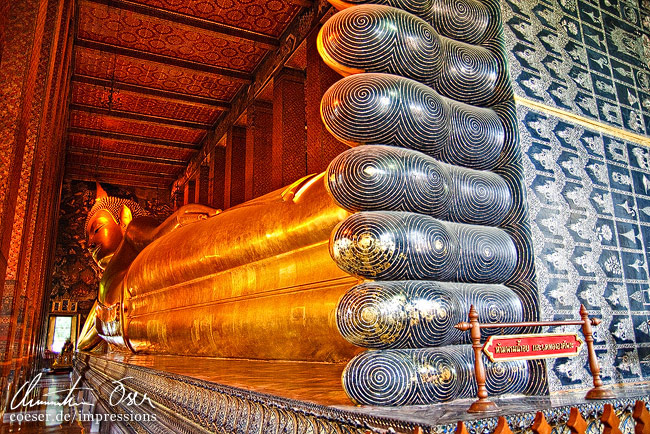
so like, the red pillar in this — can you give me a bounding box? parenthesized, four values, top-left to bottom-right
(209, 146, 225, 210)
(184, 179, 196, 205)
(223, 126, 246, 209)
(229, 126, 247, 207)
(245, 101, 273, 200)
(197, 164, 209, 205)
(305, 30, 349, 174)
(272, 67, 307, 190)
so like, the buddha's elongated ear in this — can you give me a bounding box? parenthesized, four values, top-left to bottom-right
(120, 204, 133, 232)
(95, 182, 108, 201)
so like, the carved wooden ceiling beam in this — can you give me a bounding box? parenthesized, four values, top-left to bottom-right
(84, 0, 280, 50)
(70, 103, 211, 130)
(286, 0, 314, 7)
(72, 75, 231, 109)
(65, 169, 175, 188)
(67, 146, 188, 167)
(75, 38, 253, 82)
(66, 162, 179, 179)
(68, 127, 200, 151)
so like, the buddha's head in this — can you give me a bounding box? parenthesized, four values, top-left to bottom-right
(85, 184, 146, 269)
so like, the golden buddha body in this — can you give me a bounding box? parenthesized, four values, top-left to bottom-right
(79, 176, 361, 362)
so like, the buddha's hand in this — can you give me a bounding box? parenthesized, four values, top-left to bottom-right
(174, 204, 221, 227)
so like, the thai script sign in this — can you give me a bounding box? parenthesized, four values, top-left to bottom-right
(482, 333, 583, 362)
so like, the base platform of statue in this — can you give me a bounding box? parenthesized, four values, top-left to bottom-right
(73, 352, 650, 434)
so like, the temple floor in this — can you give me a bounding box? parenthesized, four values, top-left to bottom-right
(5, 353, 650, 433)
(82, 352, 650, 427)
(1, 373, 94, 433)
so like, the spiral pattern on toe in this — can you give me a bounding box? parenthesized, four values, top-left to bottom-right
(342, 349, 418, 406)
(321, 74, 506, 169)
(466, 284, 525, 337)
(454, 224, 517, 282)
(336, 280, 523, 348)
(445, 101, 505, 169)
(330, 211, 516, 282)
(446, 165, 510, 225)
(342, 346, 529, 405)
(327, 0, 491, 45)
(330, 211, 459, 280)
(319, 5, 441, 84)
(437, 38, 498, 106)
(326, 146, 512, 225)
(321, 73, 450, 155)
(318, 5, 501, 106)
(427, 0, 490, 45)
(485, 358, 529, 395)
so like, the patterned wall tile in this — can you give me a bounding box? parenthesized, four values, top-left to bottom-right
(502, 0, 650, 391)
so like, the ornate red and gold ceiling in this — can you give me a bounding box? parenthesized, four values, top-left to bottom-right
(65, 0, 308, 189)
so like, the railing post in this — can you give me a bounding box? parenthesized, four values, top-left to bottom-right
(581, 305, 614, 399)
(465, 305, 497, 413)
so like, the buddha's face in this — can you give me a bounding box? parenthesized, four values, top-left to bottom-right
(87, 209, 123, 270)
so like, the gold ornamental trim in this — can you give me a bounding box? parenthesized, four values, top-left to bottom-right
(514, 95, 650, 148)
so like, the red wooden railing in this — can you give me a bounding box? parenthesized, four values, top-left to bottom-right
(398, 401, 650, 434)
(456, 304, 613, 412)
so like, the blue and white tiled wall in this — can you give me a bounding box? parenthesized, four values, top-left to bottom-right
(500, 0, 650, 391)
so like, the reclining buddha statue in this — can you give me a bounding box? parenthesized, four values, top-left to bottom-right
(78, 0, 544, 405)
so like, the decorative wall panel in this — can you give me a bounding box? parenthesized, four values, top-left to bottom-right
(501, 0, 650, 391)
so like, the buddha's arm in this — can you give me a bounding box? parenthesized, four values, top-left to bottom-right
(123, 204, 220, 252)
(149, 204, 221, 240)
